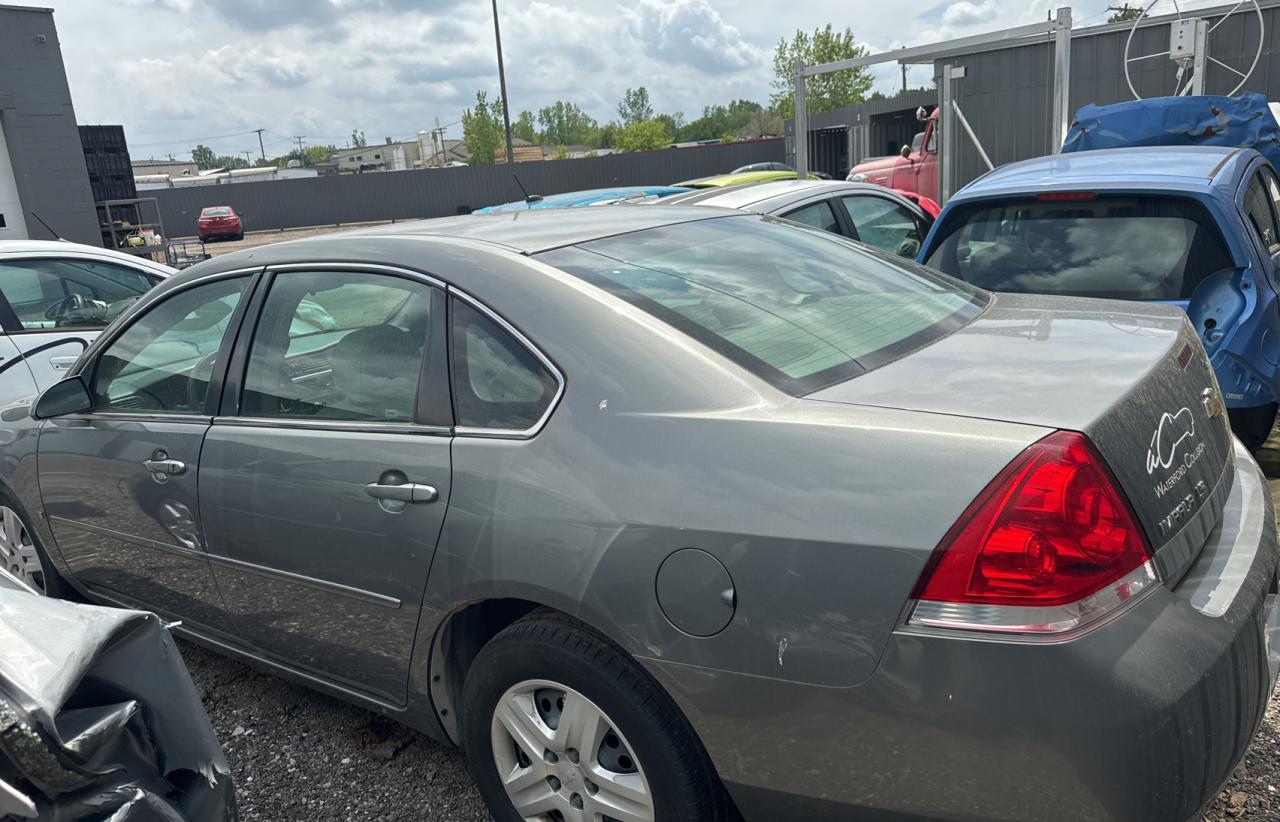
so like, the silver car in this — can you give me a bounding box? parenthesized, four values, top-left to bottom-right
(13, 207, 1280, 822)
(660, 179, 934, 257)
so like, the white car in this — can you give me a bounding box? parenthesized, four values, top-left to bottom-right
(0, 241, 170, 403)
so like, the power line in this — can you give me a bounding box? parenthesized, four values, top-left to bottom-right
(128, 128, 262, 149)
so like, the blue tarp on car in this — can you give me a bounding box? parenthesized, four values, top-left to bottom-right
(1062, 92, 1280, 170)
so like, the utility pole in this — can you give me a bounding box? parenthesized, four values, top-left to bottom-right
(901, 64, 908, 94)
(242, 150, 254, 165)
(490, 0, 514, 163)
(253, 128, 266, 161)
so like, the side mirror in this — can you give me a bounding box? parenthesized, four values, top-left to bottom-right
(32, 376, 92, 420)
(900, 145, 912, 159)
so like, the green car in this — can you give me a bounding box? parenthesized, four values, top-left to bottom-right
(673, 170, 797, 188)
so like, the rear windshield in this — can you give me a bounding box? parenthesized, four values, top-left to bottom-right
(201, 207, 232, 217)
(538, 215, 985, 394)
(923, 195, 1235, 300)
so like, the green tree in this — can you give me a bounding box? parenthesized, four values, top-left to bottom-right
(588, 121, 621, 149)
(512, 110, 538, 143)
(1107, 4, 1141, 22)
(617, 119, 670, 152)
(618, 87, 654, 125)
(211, 154, 250, 170)
(771, 25, 873, 118)
(350, 129, 367, 148)
(676, 99, 766, 142)
(462, 91, 504, 164)
(537, 101, 597, 146)
(191, 144, 216, 169)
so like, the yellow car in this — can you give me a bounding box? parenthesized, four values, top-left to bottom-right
(674, 170, 797, 188)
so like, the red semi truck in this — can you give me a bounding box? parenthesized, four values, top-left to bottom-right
(847, 106, 940, 207)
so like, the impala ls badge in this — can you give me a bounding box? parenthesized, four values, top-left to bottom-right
(1202, 387, 1224, 420)
(1147, 407, 1195, 475)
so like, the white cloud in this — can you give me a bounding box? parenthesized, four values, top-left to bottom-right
(942, 0, 999, 27)
(50, 0, 1115, 159)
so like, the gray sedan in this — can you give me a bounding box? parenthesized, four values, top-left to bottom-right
(12, 206, 1280, 822)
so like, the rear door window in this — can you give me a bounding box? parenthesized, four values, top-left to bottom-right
(923, 195, 1235, 300)
(781, 201, 840, 234)
(1243, 172, 1279, 250)
(840, 196, 923, 257)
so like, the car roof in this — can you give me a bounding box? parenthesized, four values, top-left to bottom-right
(681, 170, 796, 188)
(0, 239, 174, 275)
(661, 179, 908, 211)
(952, 146, 1254, 202)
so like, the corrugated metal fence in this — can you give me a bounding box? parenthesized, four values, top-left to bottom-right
(153, 139, 784, 237)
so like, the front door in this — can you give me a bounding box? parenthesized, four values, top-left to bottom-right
(201, 267, 452, 705)
(0, 256, 161, 389)
(38, 274, 253, 629)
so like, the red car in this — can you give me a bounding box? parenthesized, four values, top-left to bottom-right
(197, 206, 243, 241)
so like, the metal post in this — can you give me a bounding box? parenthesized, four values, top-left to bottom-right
(1191, 18, 1208, 96)
(940, 64, 956, 203)
(951, 101, 994, 171)
(794, 63, 808, 179)
(491, 0, 514, 164)
(254, 128, 266, 162)
(1051, 6, 1073, 153)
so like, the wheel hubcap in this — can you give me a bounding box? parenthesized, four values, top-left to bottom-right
(0, 506, 44, 595)
(491, 679, 654, 822)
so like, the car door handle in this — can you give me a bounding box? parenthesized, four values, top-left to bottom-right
(142, 458, 186, 475)
(49, 356, 78, 371)
(364, 482, 437, 503)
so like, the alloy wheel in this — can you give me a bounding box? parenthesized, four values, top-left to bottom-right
(490, 678, 654, 822)
(0, 506, 44, 594)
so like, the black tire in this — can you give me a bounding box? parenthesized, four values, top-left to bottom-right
(462, 611, 734, 822)
(1228, 402, 1277, 452)
(0, 486, 77, 599)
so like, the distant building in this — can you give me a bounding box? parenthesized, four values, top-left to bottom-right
(416, 134, 471, 167)
(333, 140, 421, 173)
(132, 159, 199, 177)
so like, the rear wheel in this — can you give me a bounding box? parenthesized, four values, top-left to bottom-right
(1228, 402, 1277, 452)
(462, 612, 733, 822)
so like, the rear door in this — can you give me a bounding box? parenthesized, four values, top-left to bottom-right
(0, 256, 161, 389)
(37, 272, 253, 629)
(201, 265, 452, 705)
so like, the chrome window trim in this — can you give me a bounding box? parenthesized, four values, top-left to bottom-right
(54, 412, 213, 425)
(263, 261, 447, 290)
(206, 552, 401, 609)
(448, 287, 565, 440)
(212, 415, 450, 436)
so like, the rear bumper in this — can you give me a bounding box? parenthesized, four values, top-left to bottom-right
(649, 440, 1280, 822)
(198, 223, 240, 238)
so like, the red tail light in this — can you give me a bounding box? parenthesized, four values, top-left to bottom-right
(910, 431, 1156, 634)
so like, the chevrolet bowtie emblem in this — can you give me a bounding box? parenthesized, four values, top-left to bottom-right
(1202, 387, 1224, 420)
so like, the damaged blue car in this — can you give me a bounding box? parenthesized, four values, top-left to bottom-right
(921, 144, 1280, 449)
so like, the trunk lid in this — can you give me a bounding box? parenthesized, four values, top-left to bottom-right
(810, 292, 1233, 580)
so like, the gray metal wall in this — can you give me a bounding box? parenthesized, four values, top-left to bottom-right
(0, 6, 99, 244)
(152, 139, 784, 237)
(940, 1, 1280, 187)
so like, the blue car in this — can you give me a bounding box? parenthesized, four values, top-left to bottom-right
(919, 145, 1280, 449)
(472, 185, 690, 214)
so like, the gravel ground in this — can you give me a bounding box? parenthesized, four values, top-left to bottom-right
(180, 640, 490, 821)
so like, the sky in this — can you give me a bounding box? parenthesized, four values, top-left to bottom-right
(47, 0, 1152, 161)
